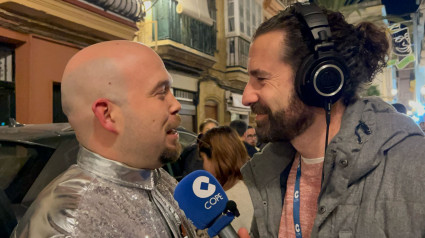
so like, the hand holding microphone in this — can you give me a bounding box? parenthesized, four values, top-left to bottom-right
(174, 170, 240, 238)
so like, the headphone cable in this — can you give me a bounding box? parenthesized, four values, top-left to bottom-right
(322, 100, 332, 187)
(324, 100, 331, 154)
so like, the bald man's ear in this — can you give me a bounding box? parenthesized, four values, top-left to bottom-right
(92, 98, 119, 134)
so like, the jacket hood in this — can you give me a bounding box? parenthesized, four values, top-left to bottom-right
(329, 96, 424, 185)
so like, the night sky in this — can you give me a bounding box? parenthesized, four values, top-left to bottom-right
(382, 0, 420, 15)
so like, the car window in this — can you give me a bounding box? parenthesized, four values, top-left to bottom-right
(0, 144, 32, 190)
(0, 142, 54, 203)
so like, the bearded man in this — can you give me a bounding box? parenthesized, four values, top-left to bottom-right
(12, 41, 196, 238)
(240, 3, 425, 238)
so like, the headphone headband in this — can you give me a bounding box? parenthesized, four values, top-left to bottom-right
(292, 2, 349, 108)
(293, 2, 332, 46)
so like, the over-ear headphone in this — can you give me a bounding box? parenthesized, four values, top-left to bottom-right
(293, 2, 349, 109)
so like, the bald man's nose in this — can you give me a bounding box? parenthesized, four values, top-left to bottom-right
(169, 94, 181, 115)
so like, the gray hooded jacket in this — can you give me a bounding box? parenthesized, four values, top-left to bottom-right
(241, 97, 425, 237)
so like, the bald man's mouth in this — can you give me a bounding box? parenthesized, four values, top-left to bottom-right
(166, 128, 178, 135)
(166, 128, 179, 143)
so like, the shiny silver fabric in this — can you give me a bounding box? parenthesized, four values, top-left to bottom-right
(11, 146, 196, 238)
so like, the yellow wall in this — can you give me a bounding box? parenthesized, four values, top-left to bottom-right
(198, 80, 226, 125)
(197, 0, 228, 127)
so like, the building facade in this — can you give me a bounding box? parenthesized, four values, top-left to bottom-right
(137, 0, 289, 132)
(0, 0, 141, 125)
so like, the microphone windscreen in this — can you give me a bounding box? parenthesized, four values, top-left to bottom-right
(174, 170, 228, 229)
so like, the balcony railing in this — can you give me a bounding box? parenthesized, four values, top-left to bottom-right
(152, 0, 216, 56)
(82, 0, 144, 21)
(227, 36, 250, 69)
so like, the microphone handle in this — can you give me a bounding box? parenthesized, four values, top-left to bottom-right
(218, 225, 238, 238)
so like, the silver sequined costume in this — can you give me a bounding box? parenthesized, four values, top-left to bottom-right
(11, 146, 196, 238)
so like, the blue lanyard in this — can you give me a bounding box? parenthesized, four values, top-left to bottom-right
(293, 156, 302, 238)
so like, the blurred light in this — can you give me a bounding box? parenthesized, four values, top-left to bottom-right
(1, 122, 4, 126)
(416, 104, 425, 116)
(391, 89, 398, 96)
(412, 116, 420, 123)
(407, 110, 413, 116)
(408, 100, 416, 108)
(144, 1, 152, 9)
(421, 86, 425, 95)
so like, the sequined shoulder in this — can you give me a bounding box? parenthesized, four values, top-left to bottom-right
(12, 165, 95, 237)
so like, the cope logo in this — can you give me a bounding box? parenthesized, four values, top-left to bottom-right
(192, 176, 216, 198)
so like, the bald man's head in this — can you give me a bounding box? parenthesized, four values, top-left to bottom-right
(61, 41, 167, 147)
(62, 41, 163, 115)
(62, 40, 182, 169)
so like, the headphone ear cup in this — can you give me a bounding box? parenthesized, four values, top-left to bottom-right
(295, 52, 348, 108)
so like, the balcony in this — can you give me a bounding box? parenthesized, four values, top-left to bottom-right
(153, 0, 216, 56)
(141, 0, 216, 72)
(82, 0, 144, 21)
(0, 0, 140, 45)
(227, 36, 250, 69)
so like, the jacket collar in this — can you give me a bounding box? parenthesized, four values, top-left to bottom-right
(242, 97, 423, 187)
(241, 141, 295, 188)
(77, 146, 158, 190)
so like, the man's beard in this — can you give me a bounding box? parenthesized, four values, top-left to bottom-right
(251, 92, 314, 143)
(159, 139, 182, 164)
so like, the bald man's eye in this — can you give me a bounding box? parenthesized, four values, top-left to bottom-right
(156, 86, 169, 96)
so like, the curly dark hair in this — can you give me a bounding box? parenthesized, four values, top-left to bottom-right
(253, 5, 389, 105)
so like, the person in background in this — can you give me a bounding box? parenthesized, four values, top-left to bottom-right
(240, 2, 425, 237)
(391, 104, 425, 134)
(11, 41, 196, 237)
(229, 120, 258, 157)
(420, 121, 425, 133)
(198, 126, 253, 233)
(179, 118, 219, 177)
(244, 126, 261, 152)
(391, 102, 407, 114)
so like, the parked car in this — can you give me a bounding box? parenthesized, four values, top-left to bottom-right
(0, 122, 78, 237)
(0, 122, 196, 236)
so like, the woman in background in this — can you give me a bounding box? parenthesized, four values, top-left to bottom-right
(198, 126, 253, 232)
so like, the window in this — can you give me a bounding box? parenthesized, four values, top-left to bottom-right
(174, 89, 194, 102)
(205, 100, 218, 121)
(173, 88, 196, 132)
(226, 36, 250, 68)
(0, 45, 15, 126)
(225, 0, 262, 39)
(245, 0, 250, 36)
(53, 83, 68, 123)
(228, 0, 235, 32)
(0, 48, 13, 83)
(225, 0, 262, 68)
(254, 0, 261, 35)
(239, 0, 244, 34)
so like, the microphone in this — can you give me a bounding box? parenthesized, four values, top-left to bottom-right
(174, 170, 239, 238)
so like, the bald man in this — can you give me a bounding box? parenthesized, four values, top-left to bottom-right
(11, 41, 196, 237)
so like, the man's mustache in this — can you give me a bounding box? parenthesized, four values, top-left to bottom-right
(251, 102, 271, 115)
(167, 114, 182, 131)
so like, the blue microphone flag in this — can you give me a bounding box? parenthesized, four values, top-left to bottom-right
(174, 170, 228, 229)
